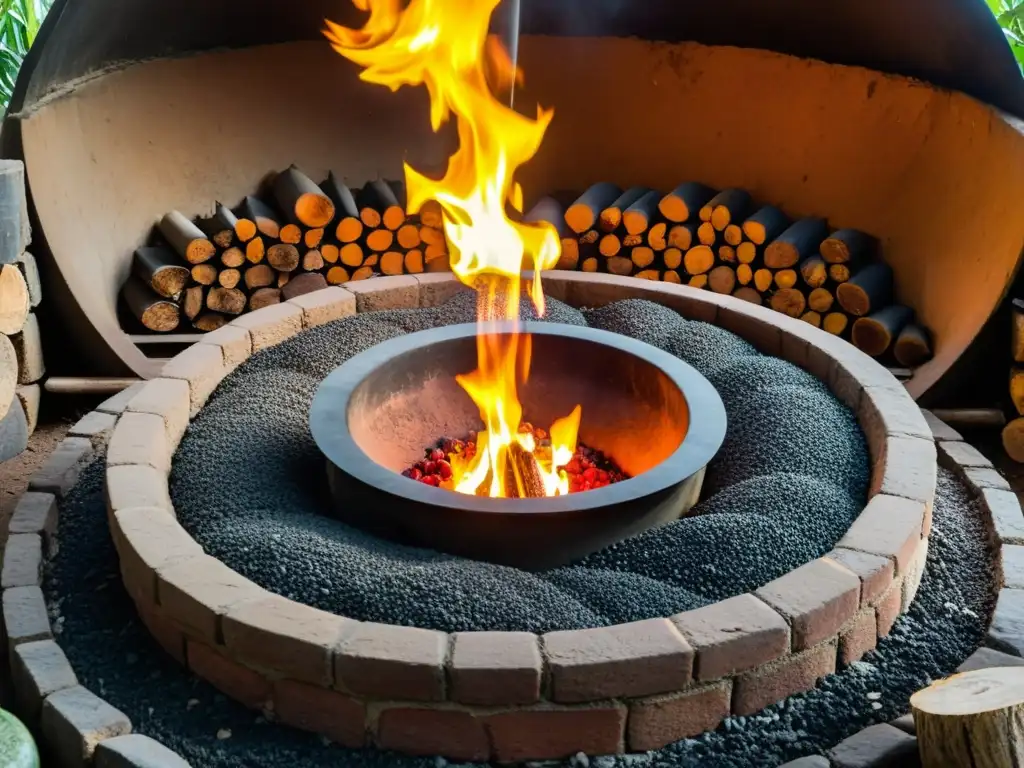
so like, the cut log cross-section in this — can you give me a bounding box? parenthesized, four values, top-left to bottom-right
(764, 217, 828, 268)
(565, 183, 622, 234)
(851, 304, 913, 357)
(703, 188, 752, 232)
(836, 263, 894, 317)
(122, 275, 180, 332)
(359, 179, 405, 231)
(622, 190, 662, 235)
(158, 211, 216, 265)
(274, 165, 336, 228)
(322, 173, 363, 243)
(131, 246, 188, 298)
(741, 205, 789, 245)
(598, 186, 649, 233)
(238, 196, 281, 240)
(197, 203, 240, 249)
(0, 264, 30, 335)
(658, 182, 715, 223)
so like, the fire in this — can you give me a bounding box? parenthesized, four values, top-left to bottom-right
(325, 0, 581, 497)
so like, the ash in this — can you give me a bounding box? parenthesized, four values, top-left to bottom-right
(167, 296, 868, 633)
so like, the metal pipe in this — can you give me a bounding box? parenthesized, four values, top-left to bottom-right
(44, 376, 142, 395)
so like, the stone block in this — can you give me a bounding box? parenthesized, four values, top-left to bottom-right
(672, 593, 790, 681)
(15, 384, 39, 434)
(826, 548, 895, 606)
(1004, 544, 1024, 589)
(839, 609, 877, 666)
(870, 436, 936, 523)
(938, 440, 991, 470)
(96, 383, 146, 416)
(987, 587, 1024, 657)
(287, 286, 356, 328)
(983, 488, 1024, 545)
(40, 686, 132, 768)
(157, 556, 266, 644)
(125, 378, 191, 449)
(859, 384, 931, 448)
(756, 558, 860, 651)
(105, 465, 172, 517)
(1, 534, 42, 588)
(836, 494, 924, 575)
(9, 491, 57, 551)
(957, 646, 1024, 673)
(230, 302, 303, 351)
(10, 640, 78, 724)
(827, 723, 918, 768)
(3, 586, 51, 646)
(113, 507, 203, 606)
(484, 703, 627, 762)
(28, 436, 93, 498)
(272, 679, 364, 747)
(413, 273, 470, 308)
(0, 394, 27, 462)
(95, 734, 191, 768)
(900, 539, 929, 612)
(160, 344, 227, 416)
(890, 714, 916, 734)
(376, 707, 489, 761)
(963, 466, 1011, 493)
(185, 641, 269, 710)
(344, 275, 420, 311)
(921, 409, 962, 442)
(627, 682, 731, 751)
(16, 252, 41, 308)
(68, 411, 117, 440)
(544, 618, 693, 702)
(12, 312, 45, 383)
(335, 622, 447, 701)
(107, 412, 170, 473)
(197, 325, 252, 367)
(733, 642, 837, 716)
(449, 631, 542, 705)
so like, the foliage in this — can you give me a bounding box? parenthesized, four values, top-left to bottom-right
(0, 0, 50, 112)
(987, 0, 1024, 73)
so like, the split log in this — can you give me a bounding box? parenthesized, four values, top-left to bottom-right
(820, 228, 874, 264)
(622, 190, 662, 235)
(1004, 418, 1024, 462)
(246, 236, 266, 264)
(122, 275, 179, 332)
(274, 165, 336, 228)
(599, 234, 621, 258)
(852, 304, 913, 356)
(647, 222, 667, 251)
(659, 182, 715, 223)
(753, 268, 773, 293)
(741, 205, 789, 245)
(267, 244, 300, 272)
(775, 269, 798, 290)
(159, 211, 216, 264)
(366, 228, 394, 252)
(1012, 299, 1024, 362)
(238, 196, 281, 240)
(623, 234, 643, 247)
(663, 248, 683, 270)
(197, 203, 240, 248)
(183, 286, 205, 320)
(280, 224, 303, 245)
(737, 242, 757, 264)
(221, 247, 245, 269)
(281, 272, 328, 301)
(689, 274, 709, 289)
(808, 287, 835, 313)
(218, 268, 242, 290)
(207, 287, 247, 315)
(557, 239, 580, 270)
(302, 250, 324, 271)
(708, 265, 736, 294)
(631, 247, 655, 269)
(911, 666, 1024, 767)
(380, 251, 405, 276)
(718, 245, 736, 263)
(697, 222, 716, 246)
(703, 188, 752, 231)
(131, 246, 189, 298)
(635, 269, 660, 280)
(823, 312, 849, 336)
(304, 228, 324, 249)
(683, 245, 715, 276)
(397, 224, 421, 250)
(800, 311, 822, 328)
(248, 288, 282, 310)
(190, 263, 218, 286)
(894, 323, 933, 367)
(326, 266, 350, 285)
(352, 266, 375, 281)
(607, 256, 633, 276)
(193, 312, 226, 332)
(565, 183, 623, 233)
(724, 224, 743, 246)
(321, 244, 340, 264)
(599, 186, 650, 232)
(581, 257, 599, 273)
(405, 250, 425, 273)
(799, 256, 828, 288)
(836, 263, 893, 317)
(736, 263, 753, 285)
(668, 224, 695, 250)
(664, 270, 682, 284)
(322, 173, 364, 243)
(361, 179, 405, 230)
(770, 287, 807, 318)
(341, 243, 365, 268)
(245, 264, 275, 290)
(764, 217, 828, 269)
(733, 286, 761, 304)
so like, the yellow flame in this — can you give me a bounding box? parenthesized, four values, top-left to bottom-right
(326, 0, 579, 497)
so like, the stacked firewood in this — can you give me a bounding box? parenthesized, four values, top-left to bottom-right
(120, 166, 451, 333)
(528, 182, 933, 364)
(1004, 299, 1024, 461)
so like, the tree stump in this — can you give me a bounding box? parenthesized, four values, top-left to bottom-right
(910, 666, 1024, 767)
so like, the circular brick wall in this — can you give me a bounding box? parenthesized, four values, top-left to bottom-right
(101, 272, 937, 761)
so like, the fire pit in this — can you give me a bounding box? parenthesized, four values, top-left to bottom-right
(309, 320, 726, 569)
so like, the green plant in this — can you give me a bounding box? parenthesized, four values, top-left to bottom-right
(987, 0, 1024, 73)
(0, 0, 51, 112)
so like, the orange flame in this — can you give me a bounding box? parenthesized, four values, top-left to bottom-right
(326, 0, 580, 497)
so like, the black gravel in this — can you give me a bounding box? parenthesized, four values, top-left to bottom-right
(168, 297, 868, 633)
(45, 457, 997, 768)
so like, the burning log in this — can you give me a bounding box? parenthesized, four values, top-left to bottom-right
(245, 264, 275, 290)
(190, 263, 218, 286)
(238, 196, 281, 240)
(820, 228, 875, 264)
(894, 323, 933, 367)
(159, 211, 216, 265)
(418, 199, 444, 228)
(733, 286, 761, 304)
(207, 287, 246, 315)
(122, 275, 180, 332)
(684, 245, 715, 276)
(565, 183, 622, 234)
(659, 182, 715, 223)
(799, 256, 828, 288)
(322, 173, 364, 243)
(246, 236, 266, 264)
(741, 205, 789, 245)
(851, 304, 913, 356)
(823, 312, 850, 336)
(358, 179, 405, 230)
(132, 246, 189, 298)
(836, 263, 893, 316)
(281, 272, 328, 300)
(197, 203, 241, 249)
(221, 247, 245, 269)
(622, 190, 662, 235)
(770, 287, 807, 317)
(764, 217, 828, 269)
(273, 165, 336, 228)
(217, 268, 242, 290)
(183, 286, 204, 321)
(599, 187, 650, 232)
(267, 243, 300, 272)
(667, 223, 696, 250)
(808, 287, 835, 313)
(193, 313, 226, 332)
(702, 188, 752, 231)
(708, 265, 736, 294)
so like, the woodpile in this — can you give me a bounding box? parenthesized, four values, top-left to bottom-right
(1003, 298, 1024, 462)
(120, 165, 451, 333)
(0, 160, 43, 463)
(547, 181, 934, 363)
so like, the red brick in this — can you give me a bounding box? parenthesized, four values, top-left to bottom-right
(376, 707, 488, 761)
(137, 605, 185, 665)
(733, 642, 837, 716)
(755, 559, 860, 651)
(273, 679, 365, 747)
(335, 622, 446, 701)
(449, 631, 542, 705)
(836, 494, 925, 576)
(875, 581, 903, 637)
(627, 682, 731, 751)
(826, 548, 895, 606)
(186, 640, 270, 710)
(839, 609, 878, 666)
(485, 704, 626, 762)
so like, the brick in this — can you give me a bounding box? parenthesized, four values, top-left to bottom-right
(717, 301, 783, 356)
(1004, 545, 1024, 589)
(672, 594, 790, 681)
(957, 646, 1024, 673)
(826, 549, 895, 606)
(627, 681, 731, 751)
(287, 286, 356, 328)
(376, 707, 488, 761)
(987, 588, 1024, 657)
(96, 383, 146, 416)
(413, 273, 470, 308)
(963, 466, 1011, 492)
(223, 595, 348, 686)
(29, 436, 94, 498)
(449, 631, 542, 705)
(125, 378, 191, 449)
(157, 556, 266, 643)
(9, 491, 57, 555)
(345, 275, 420, 311)
(113, 508, 203, 606)
(186, 640, 269, 709)
(41, 686, 132, 767)
(105, 465, 172, 517)
(900, 539, 929, 611)
(827, 347, 900, 412)
(161, 344, 227, 416)
(870, 436, 936, 522)
(16, 383, 40, 434)
(938, 440, 991, 470)
(875, 582, 903, 637)
(544, 618, 693, 702)
(859, 384, 931, 446)
(839, 609, 877, 666)
(983, 488, 1024, 545)
(230, 302, 303, 351)
(756, 559, 860, 651)
(836, 494, 924, 575)
(3, 586, 51, 645)
(1, 533, 42, 588)
(13, 312, 46, 383)
(827, 723, 918, 768)
(107, 412, 170, 473)
(484, 703, 627, 762)
(272, 679, 364, 747)
(95, 734, 191, 768)
(197, 324, 252, 367)
(10, 640, 78, 724)
(921, 409, 962, 442)
(137, 606, 185, 665)
(335, 622, 446, 701)
(68, 410, 117, 439)
(733, 642, 837, 716)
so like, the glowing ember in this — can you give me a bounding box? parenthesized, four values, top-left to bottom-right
(326, 0, 582, 497)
